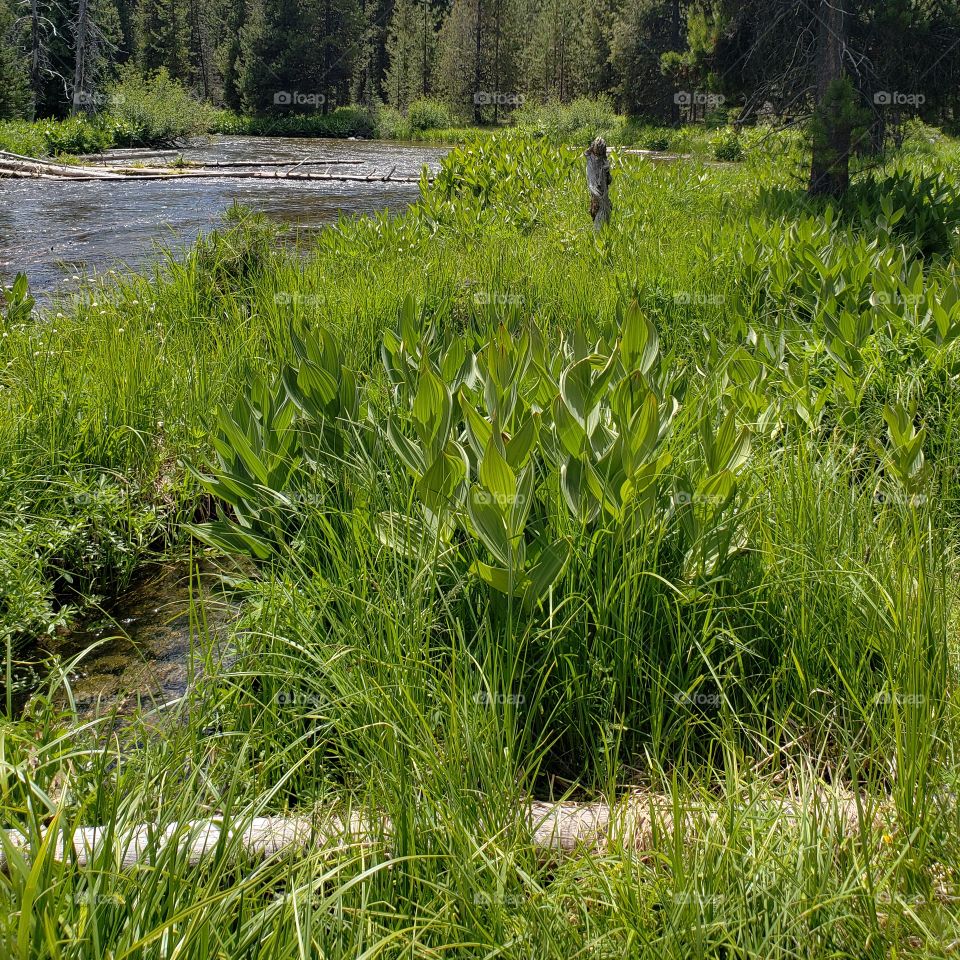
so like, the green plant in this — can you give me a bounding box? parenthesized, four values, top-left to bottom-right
(407, 98, 453, 131)
(41, 116, 110, 154)
(103, 66, 215, 146)
(711, 127, 743, 162)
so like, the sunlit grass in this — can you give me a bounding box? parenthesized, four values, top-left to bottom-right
(1, 128, 960, 957)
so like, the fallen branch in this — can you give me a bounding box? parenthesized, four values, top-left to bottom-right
(0, 150, 427, 183)
(0, 790, 888, 872)
(81, 158, 368, 169)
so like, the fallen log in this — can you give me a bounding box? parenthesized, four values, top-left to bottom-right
(0, 790, 888, 872)
(0, 150, 426, 183)
(81, 158, 368, 168)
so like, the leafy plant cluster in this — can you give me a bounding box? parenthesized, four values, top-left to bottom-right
(212, 106, 376, 140)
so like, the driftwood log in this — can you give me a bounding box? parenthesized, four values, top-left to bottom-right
(0, 151, 427, 184)
(80, 158, 367, 168)
(0, 791, 887, 872)
(585, 136, 612, 229)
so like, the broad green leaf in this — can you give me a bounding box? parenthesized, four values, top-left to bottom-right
(621, 302, 659, 375)
(479, 438, 516, 506)
(523, 538, 571, 608)
(505, 412, 540, 469)
(466, 486, 511, 566)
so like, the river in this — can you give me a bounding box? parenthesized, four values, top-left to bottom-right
(0, 135, 447, 297)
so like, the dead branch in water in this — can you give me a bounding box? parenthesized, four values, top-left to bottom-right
(0, 150, 428, 183)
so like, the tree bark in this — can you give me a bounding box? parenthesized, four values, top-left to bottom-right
(585, 136, 612, 230)
(71, 0, 90, 116)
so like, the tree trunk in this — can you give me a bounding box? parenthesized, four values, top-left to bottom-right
(71, 0, 90, 116)
(29, 0, 41, 119)
(473, 0, 483, 123)
(585, 136, 612, 230)
(808, 0, 850, 197)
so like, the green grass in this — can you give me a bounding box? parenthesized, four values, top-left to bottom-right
(2, 130, 960, 957)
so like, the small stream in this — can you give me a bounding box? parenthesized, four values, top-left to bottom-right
(0, 135, 448, 296)
(8, 562, 237, 720)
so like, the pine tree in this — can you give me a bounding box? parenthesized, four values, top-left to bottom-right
(608, 0, 675, 118)
(135, 0, 191, 80)
(435, 0, 520, 120)
(520, 0, 582, 102)
(239, 0, 361, 113)
(0, 0, 31, 118)
(384, 0, 435, 107)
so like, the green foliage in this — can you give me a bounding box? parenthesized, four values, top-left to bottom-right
(0, 0, 30, 120)
(212, 106, 375, 139)
(40, 116, 111, 154)
(407, 97, 452, 131)
(515, 96, 621, 145)
(103, 67, 216, 147)
(710, 127, 743, 162)
(3, 128, 960, 959)
(846, 169, 960, 259)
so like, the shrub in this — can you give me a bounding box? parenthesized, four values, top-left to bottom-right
(644, 134, 670, 151)
(846, 169, 960, 259)
(103, 67, 215, 147)
(0, 119, 47, 156)
(212, 107, 375, 139)
(712, 128, 744, 162)
(41, 116, 111, 154)
(373, 104, 411, 139)
(407, 98, 452, 131)
(515, 96, 621, 144)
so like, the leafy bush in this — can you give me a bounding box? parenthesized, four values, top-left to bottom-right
(711, 127, 743, 161)
(373, 104, 410, 139)
(846, 169, 960, 259)
(644, 134, 670, 151)
(212, 106, 375, 139)
(42, 116, 111, 154)
(0, 119, 47, 156)
(515, 96, 621, 145)
(103, 67, 215, 147)
(408, 98, 453, 131)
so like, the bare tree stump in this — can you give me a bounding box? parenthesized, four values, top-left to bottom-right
(585, 137, 612, 230)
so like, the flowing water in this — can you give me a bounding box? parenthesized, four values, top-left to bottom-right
(8, 562, 237, 721)
(0, 135, 447, 296)
(3, 135, 447, 718)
